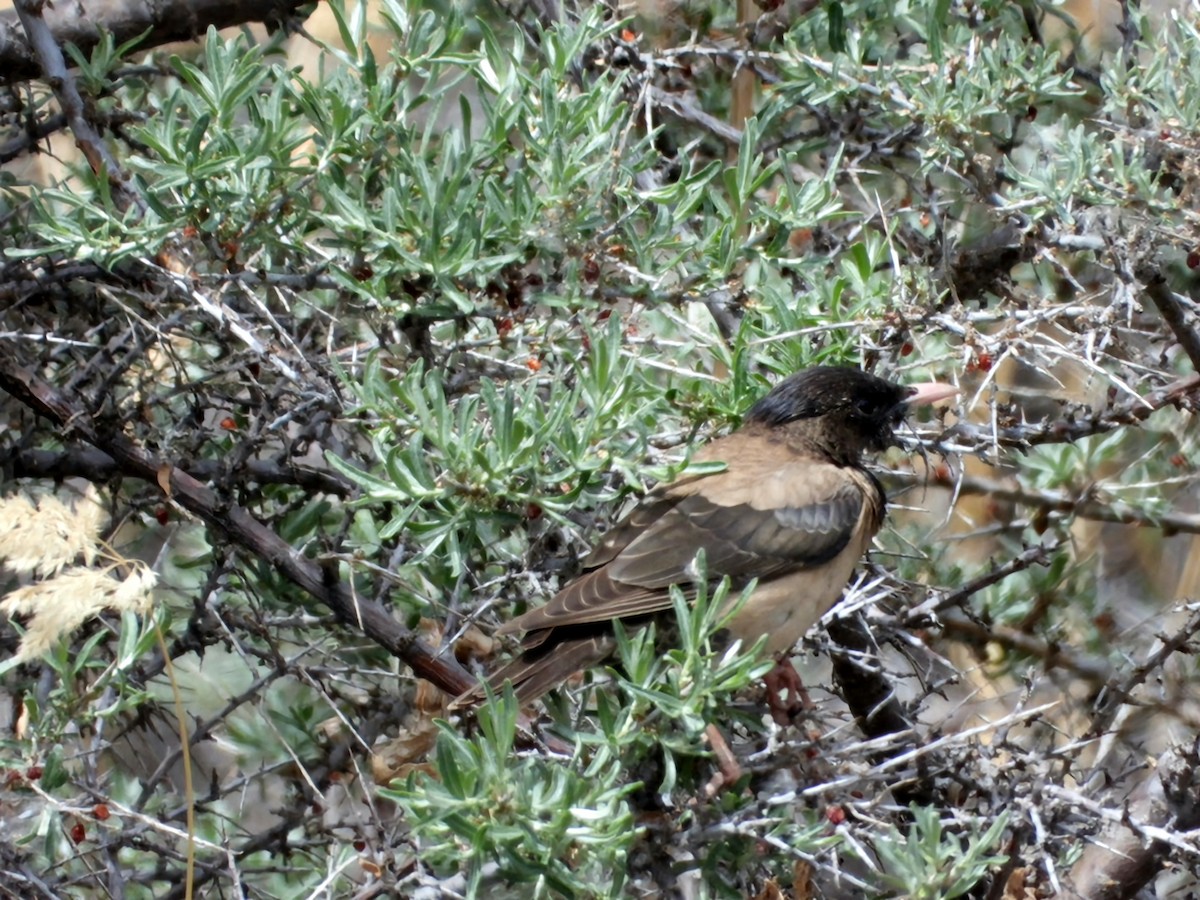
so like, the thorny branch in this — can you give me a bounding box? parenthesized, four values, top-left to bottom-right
(0, 360, 476, 697)
(895, 467, 1200, 536)
(934, 375, 1200, 457)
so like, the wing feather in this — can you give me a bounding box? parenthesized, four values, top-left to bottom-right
(500, 437, 871, 636)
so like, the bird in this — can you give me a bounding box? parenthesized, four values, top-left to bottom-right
(464, 365, 956, 712)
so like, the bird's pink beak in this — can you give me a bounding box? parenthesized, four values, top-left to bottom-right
(906, 382, 959, 407)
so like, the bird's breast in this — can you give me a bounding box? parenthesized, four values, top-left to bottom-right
(720, 550, 864, 656)
(720, 476, 881, 656)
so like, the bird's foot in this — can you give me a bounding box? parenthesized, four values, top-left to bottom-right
(763, 659, 813, 726)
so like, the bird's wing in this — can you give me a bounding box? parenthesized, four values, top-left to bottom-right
(499, 450, 870, 635)
(610, 471, 864, 587)
(579, 488, 694, 571)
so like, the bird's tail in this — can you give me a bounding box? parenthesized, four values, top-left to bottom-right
(450, 634, 614, 709)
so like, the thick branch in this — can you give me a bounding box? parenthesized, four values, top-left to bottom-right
(0, 360, 476, 697)
(0, 0, 312, 86)
(828, 615, 913, 741)
(4, 446, 353, 497)
(1067, 739, 1200, 899)
(1141, 266, 1200, 375)
(12, 0, 141, 212)
(828, 614, 942, 808)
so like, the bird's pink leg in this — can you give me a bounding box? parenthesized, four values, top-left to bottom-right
(703, 723, 743, 796)
(763, 657, 813, 725)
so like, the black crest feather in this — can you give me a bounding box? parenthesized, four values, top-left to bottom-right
(745, 366, 907, 427)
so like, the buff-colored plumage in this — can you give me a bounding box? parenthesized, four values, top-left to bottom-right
(462, 367, 955, 705)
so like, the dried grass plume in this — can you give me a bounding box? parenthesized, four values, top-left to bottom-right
(0, 485, 106, 576)
(0, 488, 157, 662)
(1, 565, 158, 662)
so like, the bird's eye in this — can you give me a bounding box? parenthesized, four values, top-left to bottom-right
(853, 396, 875, 416)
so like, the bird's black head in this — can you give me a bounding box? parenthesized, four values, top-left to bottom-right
(744, 366, 914, 462)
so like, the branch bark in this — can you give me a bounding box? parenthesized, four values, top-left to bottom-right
(827, 614, 942, 808)
(1141, 266, 1200, 376)
(0, 0, 312, 86)
(12, 0, 142, 211)
(4, 446, 353, 497)
(0, 360, 477, 697)
(1066, 739, 1200, 899)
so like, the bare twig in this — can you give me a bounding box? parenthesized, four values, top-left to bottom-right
(1087, 605, 1200, 740)
(902, 540, 1063, 621)
(646, 86, 744, 147)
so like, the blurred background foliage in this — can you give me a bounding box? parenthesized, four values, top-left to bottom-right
(4, 0, 1200, 895)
